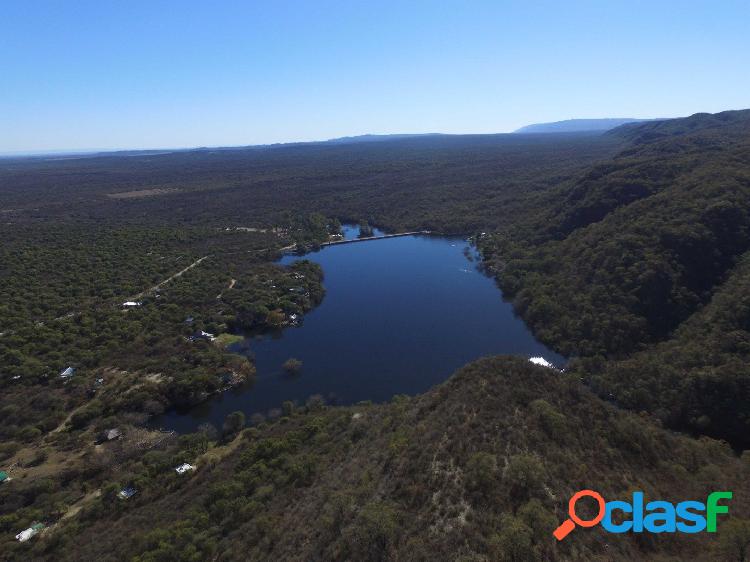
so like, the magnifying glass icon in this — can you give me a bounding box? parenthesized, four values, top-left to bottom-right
(553, 490, 606, 541)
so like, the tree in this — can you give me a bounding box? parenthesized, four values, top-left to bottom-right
(281, 400, 295, 417)
(197, 422, 219, 442)
(489, 515, 536, 562)
(266, 309, 286, 326)
(346, 501, 399, 562)
(282, 358, 303, 376)
(222, 411, 246, 438)
(717, 519, 750, 562)
(358, 220, 374, 238)
(505, 454, 545, 503)
(465, 452, 498, 495)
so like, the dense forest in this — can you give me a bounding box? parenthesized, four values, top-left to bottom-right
(1, 111, 750, 560)
(478, 110, 750, 448)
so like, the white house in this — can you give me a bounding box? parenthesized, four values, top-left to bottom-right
(175, 463, 195, 474)
(189, 331, 216, 342)
(59, 367, 75, 379)
(15, 523, 44, 542)
(122, 301, 142, 307)
(529, 357, 554, 369)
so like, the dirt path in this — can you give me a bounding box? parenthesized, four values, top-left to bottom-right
(130, 255, 209, 300)
(48, 408, 79, 435)
(216, 278, 236, 300)
(61, 489, 101, 520)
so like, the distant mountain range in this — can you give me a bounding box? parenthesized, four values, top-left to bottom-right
(322, 133, 444, 144)
(514, 118, 665, 134)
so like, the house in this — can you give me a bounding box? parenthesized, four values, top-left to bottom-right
(529, 356, 554, 369)
(288, 313, 299, 324)
(97, 428, 122, 443)
(189, 330, 216, 342)
(118, 486, 136, 500)
(0, 471, 10, 484)
(15, 523, 44, 542)
(184, 316, 195, 324)
(59, 367, 75, 379)
(122, 301, 142, 307)
(175, 463, 195, 474)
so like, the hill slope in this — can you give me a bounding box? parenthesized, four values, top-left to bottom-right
(481, 109, 750, 446)
(16, 357, 748, 561)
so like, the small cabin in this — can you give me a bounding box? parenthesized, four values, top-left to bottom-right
(529, 356, 554, 369)
(0, 471, 10, 484)
(59, 367, 75, 379)
(175, 463, 195, 474)
(122, 301, 142, 308)
(189, 330, 216, 342)
(15, 523, 44, 542)
(97, 428, 122, 443)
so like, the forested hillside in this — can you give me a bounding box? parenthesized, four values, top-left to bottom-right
(10, 358, 749, 562)
(479, 109, 750, 447)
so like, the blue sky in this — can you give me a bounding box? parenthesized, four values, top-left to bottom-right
(2, 0, 748, 152)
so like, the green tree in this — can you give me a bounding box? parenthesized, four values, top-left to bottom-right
(222, 411, 246, 438)
(717, 519, 750, 562)
(489, 514, 536, 562)
(282, 358, 303, 376)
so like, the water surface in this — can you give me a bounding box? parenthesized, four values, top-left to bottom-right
(154, 229, 563, 432)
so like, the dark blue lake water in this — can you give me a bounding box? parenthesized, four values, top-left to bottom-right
(153, 228, 563, 433)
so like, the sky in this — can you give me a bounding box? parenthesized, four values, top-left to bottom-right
(1, 0, 749, 153)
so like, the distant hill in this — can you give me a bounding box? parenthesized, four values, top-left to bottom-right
(514, 118, 661, 134)
(322, 133, 444, 144)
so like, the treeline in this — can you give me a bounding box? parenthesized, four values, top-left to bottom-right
(0, 133, 619, 234)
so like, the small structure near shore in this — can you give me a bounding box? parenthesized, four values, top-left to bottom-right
(97, 428, 122, 444)
(175, 463, 195, 474)
(188, 330, 216, 342)
(15, 523, 44, 542)
(529, 356, 554, 369)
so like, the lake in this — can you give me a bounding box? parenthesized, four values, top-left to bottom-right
(153, 226, 564, 433)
